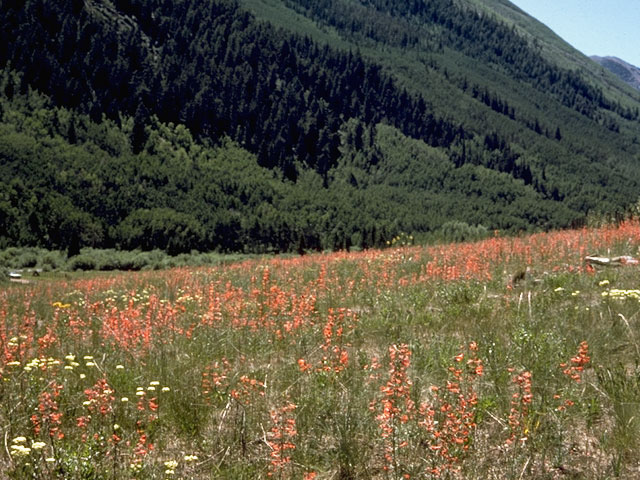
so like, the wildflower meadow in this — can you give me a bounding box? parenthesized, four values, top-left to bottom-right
(3, 221, 640, 478)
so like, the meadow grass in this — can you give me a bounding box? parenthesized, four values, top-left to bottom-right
(2, 221, 640, 478)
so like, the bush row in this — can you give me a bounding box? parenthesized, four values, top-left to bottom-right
(0, 247, 251, 275)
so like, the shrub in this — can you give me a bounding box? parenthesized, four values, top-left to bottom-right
(67, 252, 98, 271)
(13, 250, 38, 268)
(438, 221, 489, 243)
(41, 250, 66, 270)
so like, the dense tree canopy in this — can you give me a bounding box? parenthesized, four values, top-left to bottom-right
(1, 0, 639, 254)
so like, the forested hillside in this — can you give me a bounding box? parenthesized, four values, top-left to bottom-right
(1, 0, 640, 254)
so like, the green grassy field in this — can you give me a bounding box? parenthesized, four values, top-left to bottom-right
(2, 222, 640, 478)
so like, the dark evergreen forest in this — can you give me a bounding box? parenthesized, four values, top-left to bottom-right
(1, 0, 463, 180)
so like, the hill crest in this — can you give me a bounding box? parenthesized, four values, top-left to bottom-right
(591, 55, 640, 91)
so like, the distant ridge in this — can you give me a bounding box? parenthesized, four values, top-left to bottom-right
(591, 56, 640, 90)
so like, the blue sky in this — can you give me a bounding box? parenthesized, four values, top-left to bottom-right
(509, 0, 640, 67)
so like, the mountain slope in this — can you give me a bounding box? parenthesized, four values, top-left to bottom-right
(1, 0, 640, 253)
(465, 1, 640, 107)
(591, 56, 640, 91)
(240, 1, 640, 191)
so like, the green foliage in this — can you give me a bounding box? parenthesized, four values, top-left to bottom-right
(437, 221, 490, 243)
(242, 0, 640, 217)
(0, 246, 258, 273)
(1, 0, 640, 254)
(116, 208, 204, 255)
(66, 253, 98, 272)
(0, 83, 588, 255)
(596, 363, 640, 455)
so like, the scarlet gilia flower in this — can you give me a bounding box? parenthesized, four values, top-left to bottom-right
(31, 381, 64, 440)
(418, 342, 483, 476)
(297, 358, 312, 372)
(507, 370, 532, 446)
(556, 341, 590, 411)
(84, 378, 115, 416)
(148, 397, 159, 412)
(230, 374, 266, 405)
(133, 425, 154, 459)
(267, 401, 297, 477)
(560, 341, 590, 383)
(373, 344, 415, 474)
(201, 358, 232, 405)
(319, 308, 356, 373)
(76, 416, 90, 428)
(136, 393, 160, 423)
